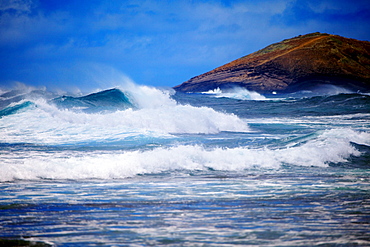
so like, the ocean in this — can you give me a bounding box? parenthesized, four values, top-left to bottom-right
(0, 83, 369, 246)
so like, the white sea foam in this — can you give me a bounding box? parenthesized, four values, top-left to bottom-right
(1, 129, 368, 182)
(202, 87, 266, 100)
(0, 85, 250, 145)
(120, 83, 177, 108)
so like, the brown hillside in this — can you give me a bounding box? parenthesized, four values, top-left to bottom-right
(174, 33, 370, 93)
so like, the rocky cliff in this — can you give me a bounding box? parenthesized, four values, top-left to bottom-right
(174, 33, 370, 93)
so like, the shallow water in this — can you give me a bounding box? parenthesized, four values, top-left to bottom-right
(1, 169, 370, 246)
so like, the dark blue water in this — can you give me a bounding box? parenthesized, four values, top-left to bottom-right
(0, 85, 369, 246)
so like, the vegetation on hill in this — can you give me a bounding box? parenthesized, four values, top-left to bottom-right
(174, 33, 370, 93)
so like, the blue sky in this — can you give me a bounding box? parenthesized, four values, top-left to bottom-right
(1, 0, 369, 92)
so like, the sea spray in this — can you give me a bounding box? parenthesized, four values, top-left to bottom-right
(120, 83, 177, 109)
(202, 87, 266, 100)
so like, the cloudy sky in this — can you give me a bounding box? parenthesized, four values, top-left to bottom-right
(1, 0, 369, 92)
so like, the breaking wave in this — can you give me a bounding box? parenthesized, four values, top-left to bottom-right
(0, 84, 250, 146)
(202, 87, 267, 100)
(1, 128, 369, 181)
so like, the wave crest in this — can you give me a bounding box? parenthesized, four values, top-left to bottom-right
(1, 129, 368, 182)
(202, 87, 266, 100)
(0, 85, 250, 145)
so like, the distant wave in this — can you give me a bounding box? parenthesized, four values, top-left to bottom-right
(201, 85, 365, 101)
(287, 85, 356, 97)
(202, 87, 267, 100)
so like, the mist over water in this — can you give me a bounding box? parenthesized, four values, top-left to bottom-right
(1, 82, 370, 246)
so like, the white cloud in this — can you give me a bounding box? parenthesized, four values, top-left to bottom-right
(0, 0, 33, 13)
(0, 7, 73, 46)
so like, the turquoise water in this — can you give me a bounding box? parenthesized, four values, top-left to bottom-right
(0, 85, 369, 246)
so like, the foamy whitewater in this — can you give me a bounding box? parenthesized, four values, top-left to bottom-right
(1, 83, 369, 246)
